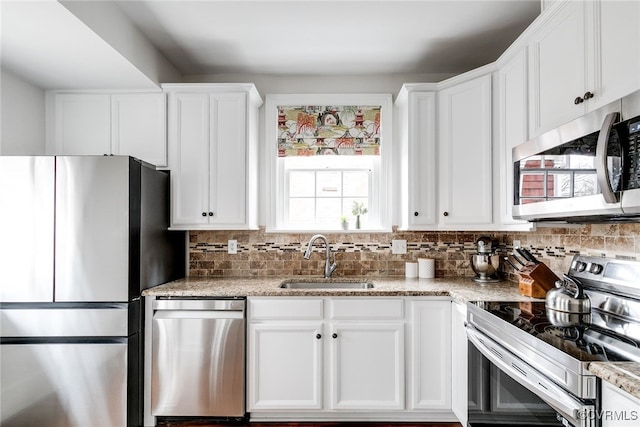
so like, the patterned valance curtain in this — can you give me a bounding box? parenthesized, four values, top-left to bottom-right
(277, 105, 381, 156)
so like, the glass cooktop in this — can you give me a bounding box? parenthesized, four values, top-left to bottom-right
(470, 300, 640, 363)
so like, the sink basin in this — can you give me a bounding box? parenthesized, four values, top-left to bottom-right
(279, 281, 374, 290)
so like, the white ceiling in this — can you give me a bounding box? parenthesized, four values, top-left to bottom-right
(116, 0, 541, 76)
(0, 0, 541, 89)
(0, 0, 159, 89)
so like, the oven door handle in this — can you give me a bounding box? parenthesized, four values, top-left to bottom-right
(467, 326, 595, 427)
(596, 111, 620, 204)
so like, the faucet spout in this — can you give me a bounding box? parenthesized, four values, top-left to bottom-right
(304, 234, 337, 278)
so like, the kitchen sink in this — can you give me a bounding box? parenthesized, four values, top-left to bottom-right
(279, 280, 374, 289)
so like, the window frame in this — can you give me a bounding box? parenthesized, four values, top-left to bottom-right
(284, 164, 374, 229)
(265, 93, 393, 232)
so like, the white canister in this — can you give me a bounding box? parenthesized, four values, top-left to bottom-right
(418, 258, 435, 279)
(405, 262, 418, 278)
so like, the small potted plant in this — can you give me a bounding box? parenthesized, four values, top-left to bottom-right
(340, 216, 349, 230)
(352, 201, 368, 230)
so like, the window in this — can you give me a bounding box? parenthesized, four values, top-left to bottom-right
(265, 94, 393, 232)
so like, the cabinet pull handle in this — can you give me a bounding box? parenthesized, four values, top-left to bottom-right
(574, 96, 584, 105)
(332, 333, 338, 339)
(208, 212, 214, 216)
(201, 212, 207, 217)
(583, 91, 594, 100)
(414, 211, 419, 216)
(316, 334, 322, 339)
(443, 211, 449, 217)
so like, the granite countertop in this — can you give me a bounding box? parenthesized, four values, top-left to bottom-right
(143, 275, 640, 401)
(142, 275, 536, 303)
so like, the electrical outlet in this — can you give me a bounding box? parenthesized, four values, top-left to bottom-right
(228, 240, 238, 254)
(513, 240, 521, 249)
(391, 239, 407, 255)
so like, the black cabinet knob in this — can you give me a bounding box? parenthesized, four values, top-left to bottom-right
(584, 91, 594, 100)
(208, 212, 213, 216)
(574, 96, 584, 105)
(332, 333, 338, 339)
(201, 212, 207, 217)
(316, 333, 322, 339)
(414, 211, 419, 216)
(443, 211, 449, 217)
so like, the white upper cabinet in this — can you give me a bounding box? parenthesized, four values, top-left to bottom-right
(528, 0, 586, 136)
(528, 0, 640, 137)
(438, 74, 493, 228)
(585, 0, 640, 110)
(396, 86, 437, 229)
(497, 49, 534, 230)
(50, 92, 167, 167)
(111, 94, 167, 167)
(53, 94, 111, 156)
(165, 84, 262, 230)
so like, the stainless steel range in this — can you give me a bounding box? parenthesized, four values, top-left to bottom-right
(466, 255, 640, 427)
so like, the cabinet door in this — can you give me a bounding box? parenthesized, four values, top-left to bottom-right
(168, 92, 210, 226)
(405, 92, 437, 228)
(586, 0, 640, 110)
(112, 93, 167, 167)
(54, 94, 111, 155)
(409, 300, 452, 411)
(209, 92, 247, 226)
(601, 381, 640, 427)
(247, 323, 323, 410)
(330, 323, 404, 410)
(529, 1, 586, 136)
(498, 49, 532, 229)
(451, 302, 467, 425)
(438, 74, 493, 227)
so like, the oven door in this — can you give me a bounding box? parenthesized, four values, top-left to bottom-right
(512, 100, 624, 222)
(467, 326, 596, 427)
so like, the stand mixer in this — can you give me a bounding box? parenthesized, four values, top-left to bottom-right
(470, 236, 501, 283)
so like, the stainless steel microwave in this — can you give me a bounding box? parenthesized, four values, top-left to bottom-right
(512, 90, 640, 222)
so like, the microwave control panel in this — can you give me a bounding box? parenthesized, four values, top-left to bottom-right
(626, 117, 640, 189)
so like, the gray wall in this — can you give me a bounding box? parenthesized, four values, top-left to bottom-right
(1, 68, 46, 155)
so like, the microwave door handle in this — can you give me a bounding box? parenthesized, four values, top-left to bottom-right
(595, 111, 620, 203)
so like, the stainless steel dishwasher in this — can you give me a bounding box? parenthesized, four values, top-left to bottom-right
(151, 298, 245, 417)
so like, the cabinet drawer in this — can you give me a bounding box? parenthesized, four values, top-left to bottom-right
(248, 298, 323, 320)
(330, 298, 404, 320)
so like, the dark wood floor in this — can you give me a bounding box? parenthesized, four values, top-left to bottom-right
(156, 419, 461, 427)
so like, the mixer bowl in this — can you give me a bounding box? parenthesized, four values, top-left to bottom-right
(470, 254, 500, 278)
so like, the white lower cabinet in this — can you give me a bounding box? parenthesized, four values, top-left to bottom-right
(451, 302, 468, 427)
(408, 300, 451, 410)
(247, 296, 456, 422)
(330, 322, 404, 410)
(601, 381, 640, 427)
(249, 322, 323, 410)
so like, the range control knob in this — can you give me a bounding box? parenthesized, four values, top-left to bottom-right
(572, 260, 587, 272)
(587, 263, 603, 274)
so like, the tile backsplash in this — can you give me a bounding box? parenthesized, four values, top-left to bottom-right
(189, 223, 640, 281)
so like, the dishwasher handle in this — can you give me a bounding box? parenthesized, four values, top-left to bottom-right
(153, 299, 245, 312)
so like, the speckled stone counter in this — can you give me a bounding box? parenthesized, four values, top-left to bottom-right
(142, 276, 536, 303)
(588, 362, 640, 400)
(143, 275, 640, 400)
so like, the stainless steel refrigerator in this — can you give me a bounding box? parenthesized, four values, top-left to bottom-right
(0, 156, 186, 427)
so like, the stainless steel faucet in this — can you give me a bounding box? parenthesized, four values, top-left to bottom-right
(303, 234, 337, 278)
